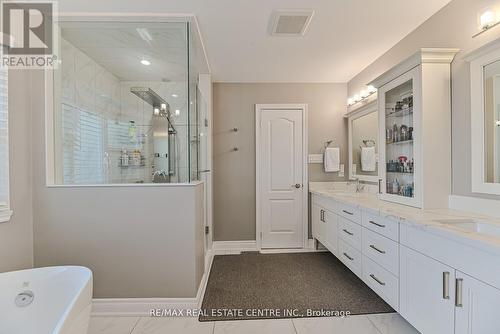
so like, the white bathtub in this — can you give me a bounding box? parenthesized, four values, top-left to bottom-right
(0, 266, 93, 334)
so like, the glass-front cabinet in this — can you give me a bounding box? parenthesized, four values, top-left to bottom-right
(378, 67, 421, 207)
(373, 49, 458, 209)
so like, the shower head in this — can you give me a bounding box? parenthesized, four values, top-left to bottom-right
(130, 87, 170, 114)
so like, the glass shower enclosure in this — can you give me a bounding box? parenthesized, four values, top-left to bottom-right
(52, 21, 200, 184)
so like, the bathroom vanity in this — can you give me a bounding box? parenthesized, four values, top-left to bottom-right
(310, 183, 500, 334)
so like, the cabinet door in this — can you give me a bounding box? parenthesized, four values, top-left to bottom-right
(455, 271, 500, 334)
(324, 210, 338, 255)
(400, 246, 455, 334)
(378, 66, 422, 208)
(311, 204, 325, 243)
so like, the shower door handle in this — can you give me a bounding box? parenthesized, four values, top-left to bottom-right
(198, 170, 211, 173)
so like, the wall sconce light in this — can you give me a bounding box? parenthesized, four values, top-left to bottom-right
(347, 85, 377, 107)
(481, 10, 496, 29)
(495, 120, 500, 126)
(473, 8, 500, 37)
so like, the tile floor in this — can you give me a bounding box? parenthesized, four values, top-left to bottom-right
(88, 312, 420, 334)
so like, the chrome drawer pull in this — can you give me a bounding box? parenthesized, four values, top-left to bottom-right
(343, 229, 354, 236)
(443, 272, 450, 300)
(342, 210, 354, 215)
(369, 220, 386, 228)
(369, 244, 386, 254)
(343, 252, 354, 261)
(370, 274, 386, 286)
(455, 278, 463, 307)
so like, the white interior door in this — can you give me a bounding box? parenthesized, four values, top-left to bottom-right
(257, 106, 305, 249)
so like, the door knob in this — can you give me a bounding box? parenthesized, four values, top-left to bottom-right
(293, 184, 301, 188)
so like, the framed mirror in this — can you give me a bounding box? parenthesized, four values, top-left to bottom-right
(469, 39, 500, 195)
(348, 100, 379, 182)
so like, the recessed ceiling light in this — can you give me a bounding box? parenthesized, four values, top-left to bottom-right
(140, 59, 151, 66)
(171, 94, 178, 98)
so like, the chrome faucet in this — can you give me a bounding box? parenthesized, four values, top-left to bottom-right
(348, 178, 365, 193)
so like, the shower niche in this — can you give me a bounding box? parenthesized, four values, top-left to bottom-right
(51, 21, 200, 185)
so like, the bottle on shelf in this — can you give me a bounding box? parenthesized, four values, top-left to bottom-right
(121, 149, 129, 167)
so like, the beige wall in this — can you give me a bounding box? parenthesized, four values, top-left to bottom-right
(29, 70, 204, 298)
(213, 83, 347, 241)
(0, 70, 34, 273)
(348, 0, 500, 201)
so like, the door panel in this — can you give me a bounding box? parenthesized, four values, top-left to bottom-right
(260, 109, 304, 249)
(455, 271, 500, 334)
(400, 246, 455, 334)
(325, 210, 338, 256)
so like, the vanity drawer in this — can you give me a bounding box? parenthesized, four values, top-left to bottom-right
(362, 255, 399, 311)
(338, 202, 361, 224)
(362, 211, 399, 241)
(339, 239, 362, 278)
(338, 216, 362, 250)
(362, 227, 399, 276)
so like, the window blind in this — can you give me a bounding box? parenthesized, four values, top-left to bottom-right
(62, 103, 105, 184)
(0, 68, 8, 207)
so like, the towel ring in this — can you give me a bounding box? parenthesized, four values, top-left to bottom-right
(362, 139, 376, 147)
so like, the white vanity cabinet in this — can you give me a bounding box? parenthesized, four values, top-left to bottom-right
(311, 203, 326, 244)
(371, 48, 459, 209)
(311, 194, 338, 255)
(400, 245, 500, 334)
(399, 222, 500, 334)
(311, 190, 500, 334)
(455, 271, 500, 334)
(400, 246, 456, 334)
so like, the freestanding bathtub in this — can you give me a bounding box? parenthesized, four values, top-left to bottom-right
(0, 266, 93, 334)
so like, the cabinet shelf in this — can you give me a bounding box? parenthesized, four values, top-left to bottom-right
(386, 107, 413, 118)
(387, 171, 414, 175)
(387, 139, 413, 145)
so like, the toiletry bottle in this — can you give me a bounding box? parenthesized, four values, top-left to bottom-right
(393, 124, 398, 142)
(392, 179, 399, 194)
(121, 149, 129, 167)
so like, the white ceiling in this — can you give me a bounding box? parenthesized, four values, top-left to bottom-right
(59, 0, 453, 83)
(61, 22, 189, 82)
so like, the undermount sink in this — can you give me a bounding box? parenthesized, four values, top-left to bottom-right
(323, 189, 361, 197)
(433, 218, 500, 238)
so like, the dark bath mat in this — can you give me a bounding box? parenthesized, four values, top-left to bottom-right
(199, 252, 394, 321)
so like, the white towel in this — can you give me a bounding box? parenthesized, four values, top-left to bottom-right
(324, 147, 340, 172)
(361, 146, 376, 172)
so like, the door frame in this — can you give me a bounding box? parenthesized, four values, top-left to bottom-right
(255, 104, 308, 250)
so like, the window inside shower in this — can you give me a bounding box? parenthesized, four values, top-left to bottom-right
(51, 21, 200, 184)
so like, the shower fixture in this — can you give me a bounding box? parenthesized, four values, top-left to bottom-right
(130, 87, 169, 113)
(130, 87, 176, 133)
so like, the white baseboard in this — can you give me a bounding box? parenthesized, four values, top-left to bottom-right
(212, 240, 258, 254)
(259, 248, 327, 254)
(91, 250, 214, 317)
(449, 195, 500, 218)
(212, 239, 327, 254)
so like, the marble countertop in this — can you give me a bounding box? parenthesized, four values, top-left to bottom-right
(309, 182, 500, 254)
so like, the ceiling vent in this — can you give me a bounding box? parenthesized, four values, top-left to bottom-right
(269, 10, 314, 36)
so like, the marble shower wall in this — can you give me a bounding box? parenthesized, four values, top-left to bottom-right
(60, 37, 192, 183)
